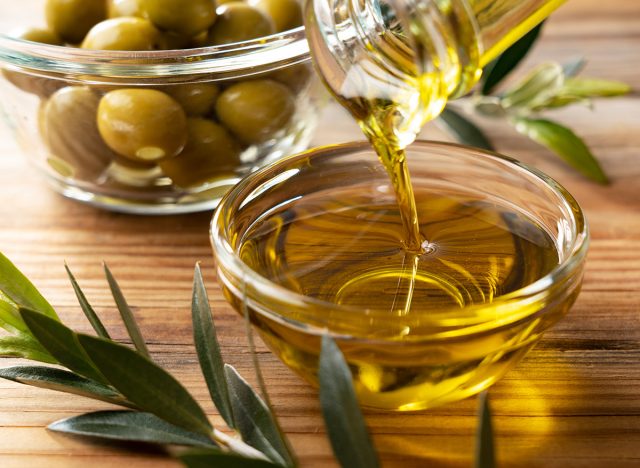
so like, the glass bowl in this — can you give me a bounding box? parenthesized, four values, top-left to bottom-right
(0, 0, 322, 214)
(211, 140, 588, 411)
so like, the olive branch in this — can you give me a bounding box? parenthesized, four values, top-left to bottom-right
(0, 251, 497, 467)
(439, 22, 631, 184)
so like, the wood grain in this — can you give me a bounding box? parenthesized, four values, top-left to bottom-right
(1, 0, 639, 466)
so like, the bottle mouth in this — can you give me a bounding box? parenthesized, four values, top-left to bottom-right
(0, 26, 309, 83)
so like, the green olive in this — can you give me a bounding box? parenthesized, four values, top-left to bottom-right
(140, 0, 217, 37)
(112, 154, 158, 170)
(2, 29, 65, 97)
(108, 0, 144, 18)
(160, 118, 241, 187)
(189, 31, 210, 48)
(165, 84, 220, 116)
(97, 89, 188, 162)
(251, 0, 302, 32)
(4, 74, 62, 98)
(1, 70, 65, 98)
(208, 3, 274, 45)
(216, 79, 295, 144)
(41, 86, 118, 181)
(82, 18, 162, 50)
(45, 0, 107, 44)
(158, 32, 193, 50)
(269, 62, 312, 92)
(12, 27, 63, 45)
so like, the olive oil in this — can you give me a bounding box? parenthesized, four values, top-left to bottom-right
(236, 175, 561, 409)
(240, 188, 559, 312)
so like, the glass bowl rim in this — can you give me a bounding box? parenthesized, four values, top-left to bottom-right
(0, 26, 308, 79)
(210, 140, 589, 338)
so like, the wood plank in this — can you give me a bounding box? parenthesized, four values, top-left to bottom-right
(0, 0, 639, 466)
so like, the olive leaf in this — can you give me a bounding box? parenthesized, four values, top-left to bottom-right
(19, 308, 108, 384)
(0, 365, 132, 408)
(0, 334, 57, 364)
(49, 411, 214, 447)
(481, 22, 545, 95)
(475, 392, 496, 468)
(65, 264, 110, 339)
(529, 93, 591, 111)
(513, 117, 609, 184)
(192, 264, 235, 429)
(438, 107, 495, 151)
(179, 448, 281, 468)
(224, 364, 293, 467)
(562, 77, 631, 98)
(319, 336, 379, 468)
(103, 263, 150, 357)
(0, 252, 58, 320)
(501, 63, 564, 111)
(0, 294, 29, 334)
(239, 280, 297, 467)
(530, 76, 631, 110)
(77, 333, 213, 438)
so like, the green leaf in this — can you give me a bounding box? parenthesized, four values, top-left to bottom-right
(475, 392, 496, 468)
(472, 96, 508, 119)
(239, 282, 296, 466)
(225, 364, 293, 467)
(103, 264, 150, 358)
(0, 252, 58, 320)
(438, 108, 495, 151)
(192, 264, 235, 429)
(77, 333, 212, 437)
(513, 118, 609, 184)
(562, 77, 631, 98)
(481, 22, 545, 95)
(65, 264, 110, 339)
(501, 63, 564, 110)
(49, 411, 214, 447)
(533, 76, 631, 110)
(179, 448, 280, 468)
(0, 334, 57, 364)
(0, 293, 28, 334)
(0, 365, 132, 407)
(19, 308, 107, 383)
(318, 336, 379, 468)
(530, 94, 591, 110)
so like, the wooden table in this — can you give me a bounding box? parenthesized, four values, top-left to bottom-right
(1, 1, 639, 466)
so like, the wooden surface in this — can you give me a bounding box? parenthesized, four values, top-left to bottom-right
(1, 1, 639, 466)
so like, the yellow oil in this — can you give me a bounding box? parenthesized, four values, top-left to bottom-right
(236, 182, 561, 409)
(230, 0, 567, 409)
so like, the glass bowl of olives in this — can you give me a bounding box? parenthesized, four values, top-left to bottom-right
(0, 0, 322, 213)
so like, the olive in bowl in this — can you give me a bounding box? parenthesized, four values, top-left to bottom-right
(0, 0, 321, 213)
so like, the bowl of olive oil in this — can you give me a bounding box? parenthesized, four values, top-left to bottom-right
(211, 140, 587, 411)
